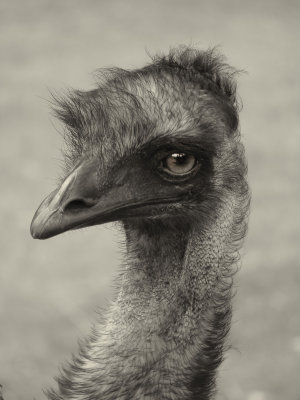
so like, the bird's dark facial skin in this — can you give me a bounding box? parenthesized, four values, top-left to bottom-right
(30, 135, 215, 240)
(139, 134, 216, 183)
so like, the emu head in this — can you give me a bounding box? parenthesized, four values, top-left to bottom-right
(31, 48, 246, 240)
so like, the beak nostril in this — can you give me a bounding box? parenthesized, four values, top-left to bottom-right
(64, 199, 96, 213)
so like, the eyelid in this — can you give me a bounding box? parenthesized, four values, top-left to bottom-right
(154, 148, 197, 161)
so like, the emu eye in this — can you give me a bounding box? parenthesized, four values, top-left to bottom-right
(162, 153, 197, 175)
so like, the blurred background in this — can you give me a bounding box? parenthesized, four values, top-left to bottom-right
(0, 0, 299, 399)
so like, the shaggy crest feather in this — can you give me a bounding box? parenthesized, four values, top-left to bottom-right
(51, 47, 240, 173)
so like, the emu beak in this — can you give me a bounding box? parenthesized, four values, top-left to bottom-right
(31, 157, 184, 239)
(31, 159, 116, 239)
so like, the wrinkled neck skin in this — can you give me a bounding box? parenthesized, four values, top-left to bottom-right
(49, 199, 243, 400)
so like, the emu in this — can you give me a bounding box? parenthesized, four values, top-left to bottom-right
(30, 47, 249, 400)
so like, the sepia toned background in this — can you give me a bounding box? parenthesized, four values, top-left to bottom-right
(0, 0, 299, 399)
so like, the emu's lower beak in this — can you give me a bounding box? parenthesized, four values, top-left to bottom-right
(31, 159, 118, 239)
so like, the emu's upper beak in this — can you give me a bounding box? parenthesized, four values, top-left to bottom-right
(31, 159, 122, 239)
(31, 156, 185, 240)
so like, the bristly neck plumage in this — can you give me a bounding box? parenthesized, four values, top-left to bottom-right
(120, 216, 233, 400)
(47, 195, 246, 400)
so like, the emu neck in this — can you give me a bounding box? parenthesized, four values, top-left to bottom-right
(121, 220, 190, 324)
(53, 211, 236, 400)
(113, 215, 234, 399)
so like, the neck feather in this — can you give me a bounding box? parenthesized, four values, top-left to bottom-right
(48, 199, 245, 400)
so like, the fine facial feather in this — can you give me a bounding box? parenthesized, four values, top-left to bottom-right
(52, 47, 239, 177)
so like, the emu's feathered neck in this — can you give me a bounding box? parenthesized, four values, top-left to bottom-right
(46, 191, 247, 400)
(115, 199, 242, 399)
